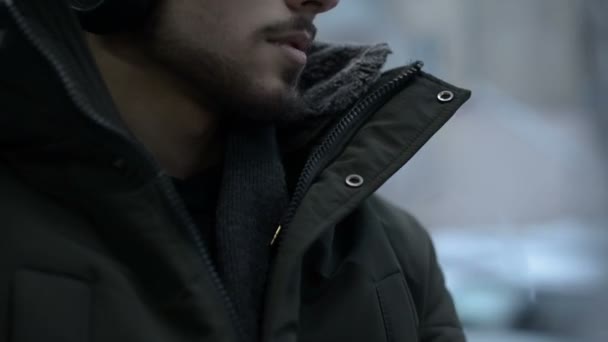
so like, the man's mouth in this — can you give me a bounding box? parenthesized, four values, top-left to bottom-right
(267, 31, 313, 65)
(268, 31, 313, 52)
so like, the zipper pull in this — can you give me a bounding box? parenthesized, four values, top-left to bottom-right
(270, 225, 282, 246)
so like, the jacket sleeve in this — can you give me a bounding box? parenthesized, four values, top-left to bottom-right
(370, 196, 466, 342)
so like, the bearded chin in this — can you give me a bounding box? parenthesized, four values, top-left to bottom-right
(145, 29, 312, 123)
(171, 50, 311, 124)
(204, 67, 311, 123)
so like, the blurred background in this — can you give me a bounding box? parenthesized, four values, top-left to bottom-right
(317, 1, 607, 341)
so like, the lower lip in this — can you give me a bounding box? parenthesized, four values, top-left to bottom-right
(272, 43, 308, 65)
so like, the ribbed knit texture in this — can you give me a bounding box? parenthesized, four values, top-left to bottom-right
(215, 123, 289, 341)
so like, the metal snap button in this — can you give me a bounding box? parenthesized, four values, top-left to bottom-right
(345, 174, 364, 188)
(437, 90, 455, 103)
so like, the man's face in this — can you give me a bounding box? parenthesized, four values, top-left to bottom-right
(143, 0, 339, 122)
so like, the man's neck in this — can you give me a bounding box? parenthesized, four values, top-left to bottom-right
(86, 33, 219, 180)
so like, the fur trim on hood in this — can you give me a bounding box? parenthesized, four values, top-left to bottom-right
(299, 42, 392, 118)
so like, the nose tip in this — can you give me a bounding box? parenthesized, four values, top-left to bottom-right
(287, 0, 341, 15)
(320, 0, 340, 13)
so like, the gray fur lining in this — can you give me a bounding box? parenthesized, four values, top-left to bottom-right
(299, 41, 392, 117)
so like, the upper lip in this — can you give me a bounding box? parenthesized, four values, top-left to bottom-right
(267, 31, 313, 53)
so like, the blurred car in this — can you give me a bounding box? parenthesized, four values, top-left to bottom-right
(430, 219, 608, 342)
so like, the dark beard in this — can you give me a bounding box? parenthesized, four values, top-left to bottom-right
(194, 57, 311, 123)
(141, 31, 312, 124)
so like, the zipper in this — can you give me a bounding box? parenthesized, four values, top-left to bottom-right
(3, 1, 244, 340)
(271, 62, 424, 248)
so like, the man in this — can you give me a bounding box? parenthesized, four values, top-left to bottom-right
(0, 0, 470, 341)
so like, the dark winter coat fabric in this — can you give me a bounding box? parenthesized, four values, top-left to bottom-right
(0, 1, 472, 342)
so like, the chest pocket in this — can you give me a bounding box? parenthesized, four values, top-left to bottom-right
(11, 269, 91, 342)
(376, 272, 420, 342)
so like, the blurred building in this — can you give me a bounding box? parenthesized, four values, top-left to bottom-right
(581, 0, 608, 161)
